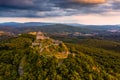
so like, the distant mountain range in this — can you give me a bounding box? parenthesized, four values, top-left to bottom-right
(0, 22, 120, 33)
(0, 22, 54, 27)
(0, 22, 120, 27)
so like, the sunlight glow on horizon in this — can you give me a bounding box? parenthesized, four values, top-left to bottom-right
(0, 14, 120, 25)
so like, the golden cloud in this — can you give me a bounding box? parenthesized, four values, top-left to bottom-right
(72, 0, 106, 4)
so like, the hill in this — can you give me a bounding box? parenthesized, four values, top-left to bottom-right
(31, 32, 69, 58)
(0, 33, 120, 80)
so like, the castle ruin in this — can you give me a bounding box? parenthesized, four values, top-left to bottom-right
(36, 31, 49, 40)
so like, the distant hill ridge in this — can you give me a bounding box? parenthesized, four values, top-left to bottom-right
(0, 22, 54, 27)
(0, 22, 120, 27)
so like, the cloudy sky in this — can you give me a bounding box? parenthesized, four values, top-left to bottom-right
(0, 0, 120, 25)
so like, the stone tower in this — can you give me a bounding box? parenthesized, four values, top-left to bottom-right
(36, 31, 45, 40)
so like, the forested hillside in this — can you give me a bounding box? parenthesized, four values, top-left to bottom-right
(0, 34, 120, 80)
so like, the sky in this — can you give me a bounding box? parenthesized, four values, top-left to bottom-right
(0, 0, 120, 25)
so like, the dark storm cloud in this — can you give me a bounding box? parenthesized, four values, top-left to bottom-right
(0, 0, 119, 17)
(111, 1, 120, 10)
(0, 0, 34, 9)
(0, 0, 54, 11)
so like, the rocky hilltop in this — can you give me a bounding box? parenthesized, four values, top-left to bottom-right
(31, 31, 69, 58)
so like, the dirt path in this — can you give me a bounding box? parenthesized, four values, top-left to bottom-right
(18, 65, 23, 76)
(18, 56, 26, 76)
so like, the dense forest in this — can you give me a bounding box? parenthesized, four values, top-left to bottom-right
(0, 33, 120, 80)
